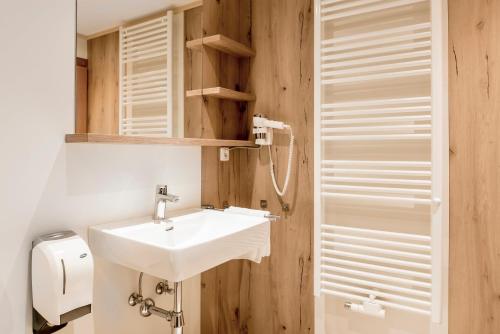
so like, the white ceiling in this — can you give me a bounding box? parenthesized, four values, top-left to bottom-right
(77, 0, 193, 36)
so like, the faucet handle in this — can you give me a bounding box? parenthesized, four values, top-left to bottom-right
(156, 185, 180, 202)
(165, 194, 180, 203)
(156, 185, 168, 195)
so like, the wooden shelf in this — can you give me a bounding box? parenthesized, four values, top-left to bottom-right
(186, 87, 255, 101)
(65, 134, 258, 147)
(186, 34, 255, 58)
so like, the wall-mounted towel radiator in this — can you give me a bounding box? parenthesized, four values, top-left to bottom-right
(314, 0, 448, 326)
(119, 11, 174, 137)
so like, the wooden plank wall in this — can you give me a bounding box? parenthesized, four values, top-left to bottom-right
(449, 1, 500, 333)
(87, 32, 119, 134)
(242, 1, 314, 332)
(449, 0, 500, 334)
(75, 58, 88, 133)
(198, 0, 314, 333)
(184, 6, 204, 138)
(196, 1, 254, 330)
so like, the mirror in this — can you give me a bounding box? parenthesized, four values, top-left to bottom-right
(75, 0, 203, 139)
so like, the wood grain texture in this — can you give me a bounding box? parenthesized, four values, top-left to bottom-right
(195, 0, 251, 140)
(449, 1, 500, 333)
(186, 34, 256, 58)
(75, 58, 88, 133)
(243, 1, 314, 332)
(200, 0, 314, 333)
(186, 87, 256, 101)
(87, 32, 119, 134)
(184, 5, 204, 138)
(197, 1, 254, 333)
(184, 0, 252, 142)
(65, 133, 256, 147)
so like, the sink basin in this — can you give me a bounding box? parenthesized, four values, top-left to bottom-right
(88, 209, 271, 282)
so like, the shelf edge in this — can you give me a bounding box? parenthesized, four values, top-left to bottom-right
(186, 34, 255, 57)
(65, 134, 258, 148)
(186, 87, 256, 101)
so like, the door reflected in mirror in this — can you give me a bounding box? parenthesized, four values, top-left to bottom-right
(76, 0, 202, 138)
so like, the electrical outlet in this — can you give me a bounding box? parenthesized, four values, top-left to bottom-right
(219, 147, 230, 161)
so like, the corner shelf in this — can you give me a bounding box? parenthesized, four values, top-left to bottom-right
(186, 34, 255, 58)
(65, 134, 258, 147)
(186, 87, 256, 101)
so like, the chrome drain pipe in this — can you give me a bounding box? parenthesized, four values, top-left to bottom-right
(171, 282, 185, 334)
(129, 273, 184, 334)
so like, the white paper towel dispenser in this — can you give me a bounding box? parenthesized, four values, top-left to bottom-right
(32, 231, 93, 333)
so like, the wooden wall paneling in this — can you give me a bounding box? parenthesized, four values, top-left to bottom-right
(238, 0, 252, 139)
(185, 6, 204, 138)
(198, 0, 254, 333)
(226, 3, 253, 330)
(449, 1, 500, 333)
(218, 0, 246, 140)
(199, 0, 314, 333)
(75, 57, 88, 133)
(87, 32, 119, 134)
(200, 146, 253, 333)
(199, 0, 223, 139)
(200, 147, 223, 333)
(244, 1, 314, 332)
(190, 0, 252, 140)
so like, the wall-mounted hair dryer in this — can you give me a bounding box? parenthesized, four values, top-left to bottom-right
(253, 115, 289, 146)
(253, 115, 294, 197)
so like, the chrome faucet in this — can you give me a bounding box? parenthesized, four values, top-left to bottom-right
(153, 185, 180, 224)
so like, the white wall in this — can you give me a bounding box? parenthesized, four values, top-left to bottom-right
(0, 1, 201, 334)
(76, 36, 87, 59)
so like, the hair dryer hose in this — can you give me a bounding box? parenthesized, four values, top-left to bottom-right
(268, 126, 294, 197)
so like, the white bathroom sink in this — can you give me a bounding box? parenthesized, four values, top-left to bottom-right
(88, 209, 271, 282)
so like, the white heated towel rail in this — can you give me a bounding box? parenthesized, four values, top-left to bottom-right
(321, 97, 432, 141)
(321, 160, 433, 206)
(321, 225, 433, 315)
(119, 11, 174, 137)
(314, 0, 448, 326)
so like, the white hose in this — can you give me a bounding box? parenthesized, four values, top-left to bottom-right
(268, 126, 294, 197)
